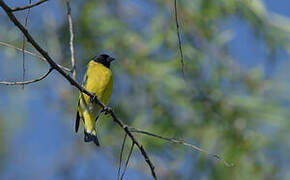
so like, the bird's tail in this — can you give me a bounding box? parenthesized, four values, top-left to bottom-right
(81, 110, 100, 146)
(84, 130, 100, 146)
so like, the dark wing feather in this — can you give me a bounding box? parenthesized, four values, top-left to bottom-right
(75, 111, 80, 133)
(75, 100, 80, 133)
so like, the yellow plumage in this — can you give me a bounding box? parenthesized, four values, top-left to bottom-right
(75, 54, 114, 146)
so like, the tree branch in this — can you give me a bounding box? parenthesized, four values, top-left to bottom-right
(174, 0, 185, 79)
(10, 0, 49, 12)
(21, 0, 32, 89)
(65, 0, 76, 79)
(129, 127, 233, 167)
(0, 67, 53, 85)
(121, 141, 135, 180)
(117, 134, 127, 180)
(0, 41, 71, 72)
(109, 116, 157, 179)
(0, 1, 157, 179)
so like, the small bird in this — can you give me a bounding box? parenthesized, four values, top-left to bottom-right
(75, 54, 115, 146)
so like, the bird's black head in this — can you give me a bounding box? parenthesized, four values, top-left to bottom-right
(93, 54, 115, 68)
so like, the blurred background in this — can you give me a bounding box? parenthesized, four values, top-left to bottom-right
(0, 0, 290, 179)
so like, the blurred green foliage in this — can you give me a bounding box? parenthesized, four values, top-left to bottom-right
(1, 0, 290, 179)
(60, 0, 290, 179)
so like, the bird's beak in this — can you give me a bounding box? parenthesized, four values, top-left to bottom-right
(108, 57, 115, 62)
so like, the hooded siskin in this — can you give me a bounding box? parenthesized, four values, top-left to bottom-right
(75, 54, 114, 146)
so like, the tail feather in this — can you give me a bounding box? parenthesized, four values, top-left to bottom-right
(84, 130, 100, 146)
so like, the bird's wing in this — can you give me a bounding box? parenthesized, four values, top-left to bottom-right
(101, 75, 113, 105)
(75, 71, 89, 133)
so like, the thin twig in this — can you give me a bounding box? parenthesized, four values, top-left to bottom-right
(0, 68, 53, 85)
(0, 2, 157, 179)
(0, 41, 71, 72)
(129, 127, 233, 167)
(117, 134, 127, 180)
(21, 0, 32, 89)
(121, 142, 135, 180)
(110, 119, 157, 179)
(10, 0, 49, 12)
(65, 0, 76, 79)
(174, 0, 185, 79)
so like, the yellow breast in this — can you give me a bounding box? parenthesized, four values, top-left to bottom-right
(84, 61, 113, 105)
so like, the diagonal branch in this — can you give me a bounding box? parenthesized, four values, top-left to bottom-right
(0, 1, 157, 179)
(129, 127, 233, 167)
(0, 41, 71, 72)
(65, 0, 76, 79)
(0, 67, 53, 85)
(10, 0, 49, 12)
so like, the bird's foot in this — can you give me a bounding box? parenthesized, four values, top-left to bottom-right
(90, 95, 98, 103)
(102, 106, 112, 115)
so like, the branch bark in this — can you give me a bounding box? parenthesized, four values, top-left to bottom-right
(10, 0, 49, 12)
(65, 0, 76, 79)
(129, 127, 233, 167)
(0, 67, 53, 85)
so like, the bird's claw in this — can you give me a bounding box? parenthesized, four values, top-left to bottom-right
(102, 107, 112, 115)
(90, 95, 98, 103)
